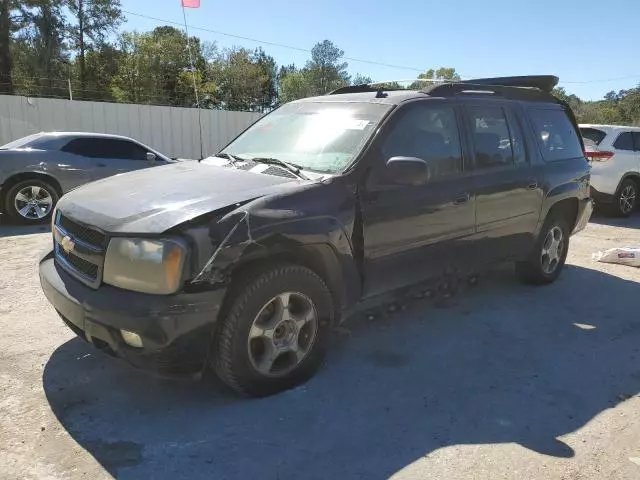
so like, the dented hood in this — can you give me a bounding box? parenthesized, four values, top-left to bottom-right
(57, 162, 303, 234)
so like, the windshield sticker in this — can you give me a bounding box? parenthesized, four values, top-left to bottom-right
(344, 119, 369, 130)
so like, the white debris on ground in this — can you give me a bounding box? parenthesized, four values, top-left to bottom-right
(592, 247, 640, 267)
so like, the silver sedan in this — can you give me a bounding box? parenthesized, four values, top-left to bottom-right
(0, 132, 177, 223)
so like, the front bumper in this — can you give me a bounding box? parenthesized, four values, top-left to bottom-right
(572, 197, 594, 235)
(39, 252, 226, 378)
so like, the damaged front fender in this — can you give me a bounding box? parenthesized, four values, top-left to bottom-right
(189, 181, 362, 313)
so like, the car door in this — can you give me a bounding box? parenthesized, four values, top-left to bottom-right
(612, 131, 640, 179)
(58, 137, 108, 188)
(633, 132, 640, 170)
(360, 100, 476, 298)
(464, 103, 544, 262)
(90, 138, 160, 181)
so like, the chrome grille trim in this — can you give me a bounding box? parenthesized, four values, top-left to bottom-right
(53, 213, 107, 289)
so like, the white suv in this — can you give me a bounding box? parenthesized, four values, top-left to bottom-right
(580, 124, 640, 217)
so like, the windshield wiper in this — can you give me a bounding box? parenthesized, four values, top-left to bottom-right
(250, 157, 309, 180)
(207, 152, 246, 166)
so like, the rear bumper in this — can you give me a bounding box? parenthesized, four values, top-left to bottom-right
(39, 252, 226, 378)
(572, 197, 594, 235)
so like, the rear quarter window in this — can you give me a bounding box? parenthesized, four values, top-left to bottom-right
(529, 108, 584, 162)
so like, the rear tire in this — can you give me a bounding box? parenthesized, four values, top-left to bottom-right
(212, 263, 333, 397)
(516, 214, 570, 285)
(4, 179, 58, 224)
(609, 179, 637, 218)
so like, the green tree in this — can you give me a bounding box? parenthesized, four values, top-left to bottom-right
(13, 0, 68, 97)
(65, 0, 124, 96)
(408, 67, 460, 89)
(279, 69, 313, 103)
(351, 73, 372, 85)
(305, 40, 349, 95)
(210, 46, 268, 111)
(251, 47, 278, 112)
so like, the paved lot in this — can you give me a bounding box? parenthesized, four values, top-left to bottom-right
(1, 214, 640, 480)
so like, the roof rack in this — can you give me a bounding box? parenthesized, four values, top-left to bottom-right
(460, 75, 558, 92)
(328, 75, 559, 97)
(422, 75, 560, 101)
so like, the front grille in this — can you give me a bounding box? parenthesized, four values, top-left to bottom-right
(58, 215, 107, 249)
(54, 213, 106, 287)
(57, 245, 99, 280)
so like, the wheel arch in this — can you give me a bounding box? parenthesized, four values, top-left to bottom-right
(1, 172, 63, 212)
(223, 242, 360, 326)
(546, 197, 579, 232)
(616, 172, 640, 193)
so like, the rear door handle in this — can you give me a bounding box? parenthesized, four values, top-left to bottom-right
(454, 193, 470, 205)
(527, 182, 538, 190)
(97, 163, 107, 167)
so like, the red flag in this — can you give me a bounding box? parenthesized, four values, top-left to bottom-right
(181, 0, 200, 7)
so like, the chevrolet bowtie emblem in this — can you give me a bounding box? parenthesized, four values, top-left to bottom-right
(60, 235, 75, 254)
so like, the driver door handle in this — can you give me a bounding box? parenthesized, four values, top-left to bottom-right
(527, 182, 538, 190)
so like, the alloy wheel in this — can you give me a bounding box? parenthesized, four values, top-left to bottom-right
(247, 292, 318, 377)
(540, 226, 565, 275)
(619, 184, 636, 215)
(13, 185, 54, 220)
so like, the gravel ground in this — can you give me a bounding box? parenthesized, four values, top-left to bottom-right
(1, 213, 640, 480)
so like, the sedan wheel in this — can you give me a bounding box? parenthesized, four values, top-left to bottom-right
(14, 185, 54, 221)
(4, 180, 59, 224)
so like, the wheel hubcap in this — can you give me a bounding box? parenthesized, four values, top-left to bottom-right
(14, 185, 53, 220)
(620, 185, 636, 214)
(247, 292, 318, 377)
(541, 226, 564, 275)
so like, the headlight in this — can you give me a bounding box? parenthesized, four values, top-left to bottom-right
(103, 238, 187, 294)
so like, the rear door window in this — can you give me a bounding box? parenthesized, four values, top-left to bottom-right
(528, 108, 584, 162)
(99, 139, 149, 160)
(613, 132, 634, 151)
(580, 127, 607, 146)
(633, 133, 640, 152)
(467, 106, 529, 168)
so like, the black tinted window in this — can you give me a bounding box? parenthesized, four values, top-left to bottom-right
(613, 132, 634, 151)
(529, 109, 584, 162)
(61, 138, 102, 157)
(634, 133, 640, 152)
(100, 139, 148, 160)
(381, 104, 462, 180)
(580, 127, 607, 146)
(62, 138, 148, 160)
(468, 106, 513, 169)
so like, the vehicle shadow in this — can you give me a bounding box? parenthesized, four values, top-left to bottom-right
(588, 210, 640, 228)
(0, 214, 51, 237)
(43, 264, 640, 479)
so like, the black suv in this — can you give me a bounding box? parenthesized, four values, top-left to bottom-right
(39, 75, 593, 397)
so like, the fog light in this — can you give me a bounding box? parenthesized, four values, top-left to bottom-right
(121, 330, 143, 348)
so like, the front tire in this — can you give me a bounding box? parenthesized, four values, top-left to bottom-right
(516, 214, 570, 285)
(4, 179, 58, 224)
(212, 263, 333, 397)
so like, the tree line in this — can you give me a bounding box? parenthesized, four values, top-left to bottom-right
(1, 1, 639, 124)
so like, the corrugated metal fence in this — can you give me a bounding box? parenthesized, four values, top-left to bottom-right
(0, 95, 263, 159)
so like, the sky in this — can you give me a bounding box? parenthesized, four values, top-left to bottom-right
(119, 0, 640, 101)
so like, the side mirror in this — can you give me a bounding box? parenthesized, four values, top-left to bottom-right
(146, 152, 157, 164)
(385, 156, 431, 186)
